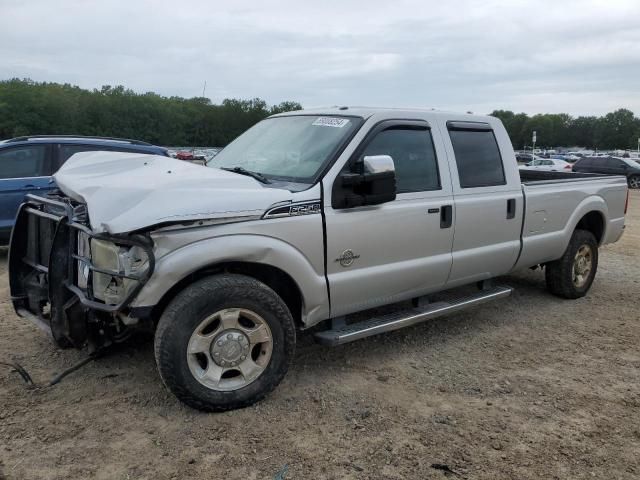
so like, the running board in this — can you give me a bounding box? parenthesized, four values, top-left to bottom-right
(314, 286, 513, 346)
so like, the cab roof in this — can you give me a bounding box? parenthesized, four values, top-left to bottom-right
(273, 106, 497, 125)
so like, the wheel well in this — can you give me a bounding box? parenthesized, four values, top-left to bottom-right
(576, 211, 604, 244)
(149, 262, 304, 327)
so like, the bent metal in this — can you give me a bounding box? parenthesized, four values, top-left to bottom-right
(8, 107, 628, 411)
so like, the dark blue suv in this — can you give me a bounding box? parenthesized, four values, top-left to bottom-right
(0, 135, 169, 244)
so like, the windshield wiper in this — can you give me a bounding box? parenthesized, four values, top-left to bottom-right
(221, 166, 271, 184)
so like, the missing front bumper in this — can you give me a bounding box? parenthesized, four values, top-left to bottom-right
(9, 194, 155, 348)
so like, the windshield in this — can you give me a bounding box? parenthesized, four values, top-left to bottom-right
(621, 158, 640, 168)
(207, 115, 361, 183)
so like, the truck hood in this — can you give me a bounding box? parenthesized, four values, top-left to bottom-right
(54, 151, 293, 234)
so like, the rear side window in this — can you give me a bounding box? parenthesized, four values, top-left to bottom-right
(448, 126, 505, 188)
(361, 127, 440, 193)
(576, 158, 591, 167)
(0, 145, 48, 179)
(57, 144, 151, 169)
(59, 144, 103, 166)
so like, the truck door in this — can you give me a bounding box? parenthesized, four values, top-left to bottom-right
(323, 120, 454, 317)
(441, 120, 523, 286)
(0, 144, 52, 242)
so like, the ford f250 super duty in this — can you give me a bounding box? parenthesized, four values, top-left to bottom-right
(9, 108, 628, 411)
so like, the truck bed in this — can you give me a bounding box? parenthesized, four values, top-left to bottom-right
(514, 170, 628, 271)
(519, 169, 609, 185)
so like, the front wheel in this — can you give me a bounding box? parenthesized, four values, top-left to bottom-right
(628, 175, 640, 189)
(154, 274, 296, 412)
(545, 229, 598, 299)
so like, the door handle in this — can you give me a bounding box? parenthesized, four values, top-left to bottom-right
(506, 198, 516, 219)
(23, 184, 37, 189)
(440, 205, 453, 228)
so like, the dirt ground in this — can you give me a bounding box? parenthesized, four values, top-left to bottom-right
(1, 192, 639, 480)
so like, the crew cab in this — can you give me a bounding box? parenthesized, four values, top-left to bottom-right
(9, 108, 628, 411)
(0, 135, 169, 244)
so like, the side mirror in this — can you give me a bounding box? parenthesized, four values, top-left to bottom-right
(363, 155, 395, 175)
(332, 155, 397, 209)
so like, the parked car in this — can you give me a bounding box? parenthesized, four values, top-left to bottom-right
(520, 158, 572, 171)
(175, 150, 207, 166)
(9, 108, 628, 411)
(0, 135, 169, 243)
(515, 152, 535, 163)
(572, 156, 640, 188)
(561, 154, 581, 162)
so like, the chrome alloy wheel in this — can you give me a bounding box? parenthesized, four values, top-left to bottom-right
(187, 308, 273, 391)
(629, 176, 640, 189)
(572, 244, 593, 288)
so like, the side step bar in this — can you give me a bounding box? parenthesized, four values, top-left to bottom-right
(314, 286, 513, 346)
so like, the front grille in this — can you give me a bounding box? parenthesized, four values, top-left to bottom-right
(11, 193, 155, 316)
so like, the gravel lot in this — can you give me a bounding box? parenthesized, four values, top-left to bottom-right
(1, 191, 638, 480)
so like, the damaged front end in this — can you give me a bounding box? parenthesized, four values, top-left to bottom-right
(9, 194, 155, 350)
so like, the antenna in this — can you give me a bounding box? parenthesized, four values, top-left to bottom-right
(202, 80, 207, 98)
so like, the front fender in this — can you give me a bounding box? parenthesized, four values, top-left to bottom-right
(130, 233, 329, 325)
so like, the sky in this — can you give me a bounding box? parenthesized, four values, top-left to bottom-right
(1, 0, 639, 116)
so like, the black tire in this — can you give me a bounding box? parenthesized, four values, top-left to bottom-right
(545, 229, 598, 299)
(154, 274, 296, 412)
(628, 175, 640, 189)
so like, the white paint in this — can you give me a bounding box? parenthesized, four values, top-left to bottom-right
(54, 151, 292, 234)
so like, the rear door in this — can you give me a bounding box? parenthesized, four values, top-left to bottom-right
(323, 120, 455, 317)
(0, 144, 52, 239)
(573, 158, 591, 173)
(441, 120, 523, 287)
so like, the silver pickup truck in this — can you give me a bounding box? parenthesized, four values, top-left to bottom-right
(9, 108, 628, 411)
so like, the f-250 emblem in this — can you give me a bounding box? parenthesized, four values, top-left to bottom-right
(335, 249, 360, 267)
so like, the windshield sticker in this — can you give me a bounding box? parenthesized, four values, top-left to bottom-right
(312, 117, 350, 128)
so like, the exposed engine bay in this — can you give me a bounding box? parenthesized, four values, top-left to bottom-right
(9, 192, 155, 351)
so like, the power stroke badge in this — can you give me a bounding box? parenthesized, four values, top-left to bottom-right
(335, 249, 360, 268)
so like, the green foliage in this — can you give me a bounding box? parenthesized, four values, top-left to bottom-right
(2, 79, 637, 150)
(490, 108, 640, 150)
(0, 79, 303, 146)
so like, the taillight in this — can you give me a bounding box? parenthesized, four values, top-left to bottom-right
(564, 164, 571, 170)
(624, 188, 629, 214)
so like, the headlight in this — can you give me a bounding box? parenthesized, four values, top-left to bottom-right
(90, 239, 150, 304)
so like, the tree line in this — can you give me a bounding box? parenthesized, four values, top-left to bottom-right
(1, 79, 638, 150)
(490, 109, 640, 151)
(0, 79, 301, 146)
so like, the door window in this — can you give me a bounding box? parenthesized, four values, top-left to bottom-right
(448, 128, 506, 188)
(577, 158, 592, 168)
(360, 128, 440, 193)
(611, 159, 627, 171)
(0, 146, 48, 179)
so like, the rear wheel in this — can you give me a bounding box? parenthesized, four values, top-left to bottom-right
(628, 175, 640, 189)
(545, 229, 598, 299)
(154, 274, 296, 411)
